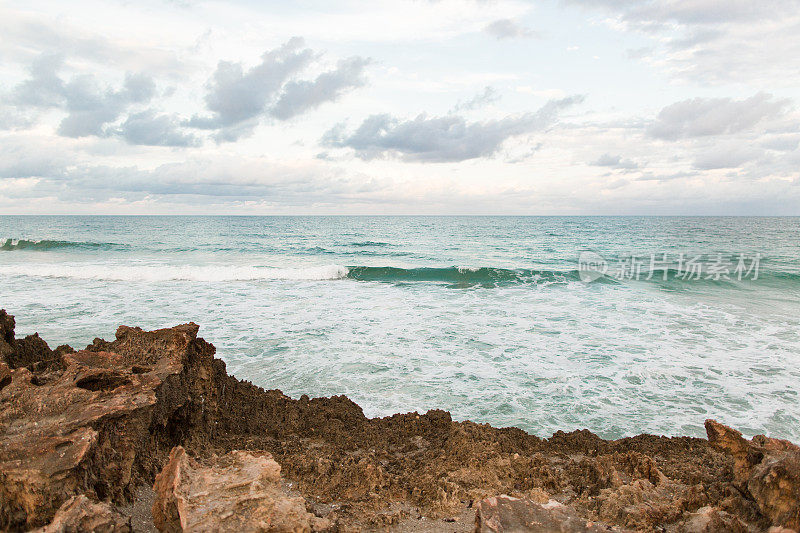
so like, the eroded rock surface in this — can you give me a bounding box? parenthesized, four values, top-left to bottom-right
(34, 495, 131, 533)
(706, 419, 800, 531)
(152, 446, 330, 532)
(0, 317, 220, 530)
(475, 495, 624, 532)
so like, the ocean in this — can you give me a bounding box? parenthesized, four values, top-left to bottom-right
(1, 215, 798, 441)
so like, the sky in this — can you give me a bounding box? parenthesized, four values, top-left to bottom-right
(1, 0, 799, 215)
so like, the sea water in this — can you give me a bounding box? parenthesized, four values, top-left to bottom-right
(1, 215, 798, 441)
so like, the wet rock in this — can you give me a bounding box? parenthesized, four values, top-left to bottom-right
(706, 420, 800, 530)
(35, 495, 132, 533)
(474, 495, 624, 532)
(152, 446, 331, 532)
(0, 317, 219, 530)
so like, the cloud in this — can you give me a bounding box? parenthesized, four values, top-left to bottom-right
(592, 153, 639, 169)
(270, 56, 371, 120)
(113, 110, 199, 147)
(0, 152, 389, 209)
(566, 0, 800, 84)
(188, 38, 369, 140)
(451, 86, 500, 112)
(188, 37, 313, 132)
(10, 55, 157, 138)
(692, 142, 764, 170)
(484, 18, 538, 39)
(0, 135, 74, 179)
(648, 93, 792, 140)
(11, 54, 67, 108)
(0, 11, 187, 76)
(57, 73, 156, 137)
(323, 96, 584, 162)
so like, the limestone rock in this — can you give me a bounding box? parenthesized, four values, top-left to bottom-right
(706, 419, 800, 530)
(678, 506, 747, 533)
(474, 495, 625, 532)
(0, 310, 61, 371)
(152, 446, 331, 532)
(35, 495, 131, 533)
(0, 316, 220, 530)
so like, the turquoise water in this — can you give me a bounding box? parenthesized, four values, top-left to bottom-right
(1, 216, 799, 440)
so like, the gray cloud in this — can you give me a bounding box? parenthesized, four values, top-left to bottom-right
(10, 55, 157, 138)
(451, 86, 500, 112)
(270, 57, 371, 120)
(692, 142, 764, 170)
(12, 54, 66, 108)
(57, 73, 156, 137)
(0, 153, 383, 208)
(592, 153, 639, 169)
(113, 110, 199, 147)
(648, 93, 792, 140)
(484, 19, 538, 39)
(323, 96, 584, 162)
(635, 171, 696, 182)
(188, 37, 313, 131)
(188, 38, 369, 140)
(0, 107, 36, 130)
(0, 136, 74, 179)
(761, 135, 800, 151)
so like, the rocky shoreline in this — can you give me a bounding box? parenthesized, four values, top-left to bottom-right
(0, 309, 798, 532)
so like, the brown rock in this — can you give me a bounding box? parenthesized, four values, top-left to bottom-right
(0, 310, 64, 371)
(0, 361, 10, 391)
(34, 495, 132, 533)
(152, 446, 331, 532)
(474, 495, 625, 532)
(678, 506, 747, 533)
(0, 310, 15, 359)
(706, 419, 800, 530)
(0, 317, 220, 530)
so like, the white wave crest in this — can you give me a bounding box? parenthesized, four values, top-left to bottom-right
(0, 263, 350, 282)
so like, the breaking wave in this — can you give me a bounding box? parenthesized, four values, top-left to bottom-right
(1, 239, 124, 251)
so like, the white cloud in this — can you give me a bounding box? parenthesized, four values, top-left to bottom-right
(567, 0, 800, 85)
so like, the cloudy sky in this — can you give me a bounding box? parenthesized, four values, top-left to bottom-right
(1, 0, 799, 215)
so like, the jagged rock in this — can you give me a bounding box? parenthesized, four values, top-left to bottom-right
(34, 495, 131, 533)
(706, 419, 800, 531)
(0, 310, 64, 371)
(0, 310, 15, 357)
(0, 361, 10, 391)
(0, 319, 221, 530)
(678, 506, 748, 533)
(152, 446, 331, 532)
(474, 495, 624, 532)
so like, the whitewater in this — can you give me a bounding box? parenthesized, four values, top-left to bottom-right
(1, 215, 799, 441)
